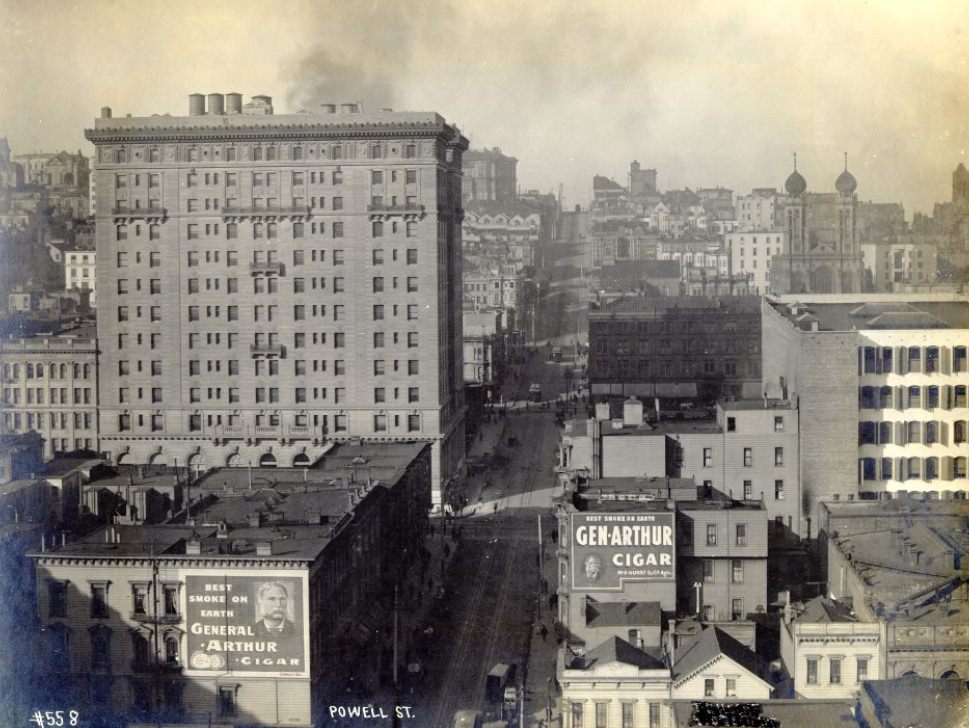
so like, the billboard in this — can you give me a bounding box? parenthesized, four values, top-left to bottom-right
(185, 574, 307, 675)
(571, 512, 675, 591)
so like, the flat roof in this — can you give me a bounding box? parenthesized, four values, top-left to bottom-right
(592, 295, 761, 316)
(769, 299, 969, 331)
(825, 501, 969, 623)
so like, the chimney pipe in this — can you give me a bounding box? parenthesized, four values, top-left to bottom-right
(100, 106, 112, 119)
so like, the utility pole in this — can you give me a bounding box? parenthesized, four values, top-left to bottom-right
(392, 583, 401, 728)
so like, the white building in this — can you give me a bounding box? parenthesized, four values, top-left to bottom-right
(64, 247, 96, 305)
(861, 241, 939, 292)
(726, 231, 786, 294)
(735, 190, 781, 232)
(670, 626, 773, 700)
(780, 596, 881, 699)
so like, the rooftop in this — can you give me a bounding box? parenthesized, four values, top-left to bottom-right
(672, 700, 857, 728)
(567, 635, 666, 671)
(795, 596, 857, 624)
(861, 675, 969, 728)
(824, 500, 969, 623)
(769, 298, 969, 331)
(586, 599, 662, 628)
(591, 295, 761, 317)
(672, 626, 767, 684)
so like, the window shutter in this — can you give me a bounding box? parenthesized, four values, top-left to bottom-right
(942, 456, 954, 481)
(941, 346, 952, 375)
(939, 421, 948, 446)
(897, 387, 906, 410)
(896, 421, 906, 446)
(897, 457, 907, 482)
(898, 347, 908, 374)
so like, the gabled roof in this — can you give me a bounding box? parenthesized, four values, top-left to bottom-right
(673, 627, 768, 685)
(581, 635, 666, 670)
(593, 175, 626, 191)
(586, 599, 662, 628)
(797, 596, 856, 623)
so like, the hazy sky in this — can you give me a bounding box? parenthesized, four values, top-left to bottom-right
(1, 0, 967, 215)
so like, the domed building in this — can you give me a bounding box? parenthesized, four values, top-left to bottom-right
(771, 154, 864, 294)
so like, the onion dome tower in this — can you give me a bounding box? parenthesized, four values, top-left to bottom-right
(785, 153, 807, 197)
(835, 152, 857, 196)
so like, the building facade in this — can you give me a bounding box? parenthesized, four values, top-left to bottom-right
(64, 247, 97, 305)
(461, 147, 517, 203)
(86, 94, 467, 507)
(772, 160, 864, 295)
(0, 332, 99, 458)
(762, 296, 969, 524)
(725, 230, 785, 294)
(588, 297, 763, 402)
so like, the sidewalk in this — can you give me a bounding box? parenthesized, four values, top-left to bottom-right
(521, 521, 562, 727)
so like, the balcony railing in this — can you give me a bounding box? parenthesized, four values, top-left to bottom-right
(218, 425, 246, 438)
(250, 344, 285, 357)
(254, 425, 282, 436)
(367, 202, 425, 214)
(288, 425, 311, 437)
(112, 206, 167, 220)
(249, 261, 284, 275)
(222, 205, 311, 218)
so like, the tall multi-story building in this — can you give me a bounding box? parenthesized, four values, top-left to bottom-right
(735, 189, 781, 232)
(0, 330, 99, 457)
(86, 93, 467, 507)
(861, 240, 939, 292)
(762, 295, 969, 529)
(461, 147, 517, 203)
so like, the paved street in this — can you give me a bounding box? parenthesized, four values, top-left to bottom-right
(417, 412, 560, 727)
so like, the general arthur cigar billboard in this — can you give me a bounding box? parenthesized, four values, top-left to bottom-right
(185, 574, 307, 676)
(571, 512, 675, 591)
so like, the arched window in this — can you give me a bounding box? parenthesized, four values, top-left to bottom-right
(955, 421, 967, 444)
(266, 146, 276, 161)
(926, 457, 939, 480)
(925, 421, 939, 444)
(955, 386, 967, 408)
(252, 146, 262, 161)
(879, 422, 893, 444)
(908, 386, 922, 408)
(860, 386, 877, 408)
(879, 386, 893, 408)
(164, 634, 179, 664)
(907, 457, 922, 480)
(906, 421, 921, 444)
(60, 363, 67, 378)
(259, 453, 277, 468)
(881, 458, 893, 480)
(83, 364, 91, 379)
(955, 457, 967, 479)
(26, 363, 33, 379)
(131, 632, 150, 667)
(35, 362, 43, 379)
(11, 364, 19, 379)
(861, 458, 877, 481)
(73, 363, 81, 379)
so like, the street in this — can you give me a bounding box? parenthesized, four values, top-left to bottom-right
(418, 411, 560, 727)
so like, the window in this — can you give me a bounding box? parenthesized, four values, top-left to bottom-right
(731, 598, 743, 620)
(830, 657, 842, 684)
(743, 447, 753, 466)
(408, 387, 419, 403)
(407, 276, 418, 292)
(218, 687, 236, 718)
(408, 360, 419, 375)
(703, 559, 714, 582)
(373, 277, 384, 293)
(374, 414, 387, 432)
(163, 585, 179, 616)
(727, 416, 736, 432)
(406, 248, 418, 264)
(703, 448, 713, 467)
(372, 221, 384, 237)
(774, 479, 785, 500)
(706, 524, 717, 546)
(572, 703, 584, 728)
(775, 447, 784, 466)
(857, 657, 869, 683)
(726, 678, 737, 697)
(132, 583, 149, 615)
(648, 703, 660, 728)
(48, 581, 67, 618)
(407, 414, 420, 432)
(736, 524, 747, 546)
(704, 678, 715, 697)
(333, 221, 344, 238)
(621, 702, 634, 728)
(374, 387, 386, 403)
(732, 559, 744, 583)
(743, 480, 753, 499)
(165, 635, 180, 665)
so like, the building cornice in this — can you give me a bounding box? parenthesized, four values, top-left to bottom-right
(84, 122, 458, 145)
(30, 554, 314, 569)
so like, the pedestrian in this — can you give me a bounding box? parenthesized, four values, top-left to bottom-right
(540, 623, 548, 641)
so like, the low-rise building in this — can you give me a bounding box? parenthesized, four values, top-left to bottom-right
(0, 329, 99, 458)
(670, 626, 772, 700)
(861, 240, 939, 292)
(780, 595, 881, 699)
(27, 441, 431, 727)
(822, 498, 969, 681)
(463, 309, 504, 387)
(63, 247, 97, 305)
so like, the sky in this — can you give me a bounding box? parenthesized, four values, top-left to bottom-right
(1, 0, 967, 215)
